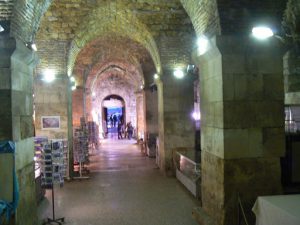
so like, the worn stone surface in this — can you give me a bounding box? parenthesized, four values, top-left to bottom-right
(145, 89, 158, 135)
(158, 72, 195, 173)
(201, 151, 282, 225)
(195, 36, 284, 225)
(34, 78, 69, 139)
(16, 161, 37, 225)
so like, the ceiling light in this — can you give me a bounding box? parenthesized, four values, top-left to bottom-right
(0, 25, 4, 32)
(174, 69, 185, 79)
(252, 26, 274, 40)
(197, 36, 209, 55)
(43, 69, 55, 83)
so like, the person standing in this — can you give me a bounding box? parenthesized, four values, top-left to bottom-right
(117, 122, 123, 139)
(127, 122, 133, 140)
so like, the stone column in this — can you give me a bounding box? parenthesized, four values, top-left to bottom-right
(195, 36, 284, 225)
(136, 90, 145, 139)
(157, 70, 195, 174)
(145, 87, 159, 135)
(0, 35, 39, 224)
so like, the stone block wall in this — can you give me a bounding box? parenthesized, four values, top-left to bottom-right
(284, 50, 300, 104)
(0, 36, 38, 225)
(34, 78, 69, 139)
(197, 36, 284, 225)
(157, 72, 195, 174)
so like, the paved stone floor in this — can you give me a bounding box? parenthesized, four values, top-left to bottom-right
(38, 139, 200, 225)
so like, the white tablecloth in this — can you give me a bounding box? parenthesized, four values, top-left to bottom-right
(252, 195, 300, 225)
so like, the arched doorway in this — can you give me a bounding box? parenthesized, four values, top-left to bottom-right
(102, 95, 125, 138)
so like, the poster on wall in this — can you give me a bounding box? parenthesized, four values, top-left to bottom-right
(41, 116, 60, 129)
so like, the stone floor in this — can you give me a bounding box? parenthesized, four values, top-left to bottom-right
(38, 139, 200, 225)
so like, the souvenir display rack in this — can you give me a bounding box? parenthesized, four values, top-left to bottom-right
(87, 121, 99, 150)
(40, 140, 66, 225)
(73, 117, 90, 179)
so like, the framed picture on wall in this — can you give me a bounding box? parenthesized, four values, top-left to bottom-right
(41, 116, 60, 129)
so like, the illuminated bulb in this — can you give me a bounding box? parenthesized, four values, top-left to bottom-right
(0, 25, 4, 32)
(70, 76, 75, 82)
(140, 85, 144, 89)
(92, 92, 96, 97)
(154, 73, 159, 80)
(252, 26, 274, 40)
(43, 69, 55, 83)
(174, 69, 184, 79)
(71, 86, 76, 91)
(197, 36, 209, 55)
(192, 111, 201, 121)
(31, 43, 37, 51)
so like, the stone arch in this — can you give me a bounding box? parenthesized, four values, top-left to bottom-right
(180, 0, 221, 37)
(67, 2, 161, 77)
(10, 0, 52, 43)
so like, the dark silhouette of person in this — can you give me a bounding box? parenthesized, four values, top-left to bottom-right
(117, 122, 123, 139)
(113, 114, 117, 127)
(127, 122, 133, 140)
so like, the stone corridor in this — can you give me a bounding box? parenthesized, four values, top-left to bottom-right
(38, 139, 199, 225)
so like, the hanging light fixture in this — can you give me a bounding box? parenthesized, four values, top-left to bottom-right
(252, 26, 274, 40)
(43, 69, 55, 83)
(173, 68, 185, 79)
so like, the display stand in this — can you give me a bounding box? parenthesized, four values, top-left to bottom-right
(73, 119, 90, 179)
(44, 184, 64, 225)
(41, 140, 66, 225)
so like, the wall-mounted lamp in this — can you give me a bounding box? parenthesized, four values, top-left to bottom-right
(43, 69, 55, 83)
(192, 111, 201, 121)
(173, 69, 185, 79)
(252, 26, 274, 40)
(25, 42, 38, 51)
(0, 25, 4, 32)
(197, 36, 209, 55)
(69, 76, 76, 90)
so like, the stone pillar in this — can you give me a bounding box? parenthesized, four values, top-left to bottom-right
(196, 36, 284, 225)
(145, 88, 159, 135)
(157, 70, 195, 174)
(136, 90, 145, 139)
(0, 35, 39, 224)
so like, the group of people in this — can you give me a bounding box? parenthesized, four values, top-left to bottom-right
(117, 121, 134, 140)
(109, 114, 123, 128)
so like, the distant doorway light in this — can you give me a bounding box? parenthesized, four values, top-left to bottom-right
(252, 26, 274, 40)
(43, 69, 55, 83)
